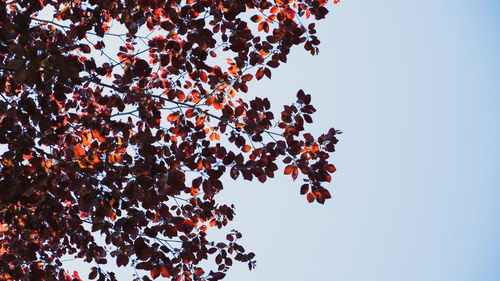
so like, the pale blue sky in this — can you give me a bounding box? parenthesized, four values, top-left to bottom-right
(215, 0, 500, 280)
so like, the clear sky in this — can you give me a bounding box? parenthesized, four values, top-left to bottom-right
(213, 0, 500, 281)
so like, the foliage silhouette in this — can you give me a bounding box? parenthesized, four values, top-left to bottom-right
(0, 0, 340, 280)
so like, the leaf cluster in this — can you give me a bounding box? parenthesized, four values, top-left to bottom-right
(0, 0, 340, 280)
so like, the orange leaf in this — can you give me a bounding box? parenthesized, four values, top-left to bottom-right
(74, 144, 85, 158)
(0, 224, 8, 233)
(306, 193, 315, 203)
(311, 143, 319, 153)
(284, 165, 294, 175)
(258, 21, 264, 32)
(326, 164, 336, 173)
(160, 265, 170, 277)
(42, 160, 52, 170)
(200, 71, 208, 83)
(250, 15, 262, 22)
(93, 130, 106, 143)
(167, 112, 179, 122)
(185, 108, 195, 118)
(151, 267, 160, 279)
(82, 131, 92, 147)
(192, 92, 202, 103)
(197, 158, 204, 171)
(190, 187, 199, 196)
(88, 154, 101, 164)
(242, 145, 251, 153)
(241, 74, 253, 82)
(291, 167, 298, 180)
(109, 211, 116, 222)
(109, 153, 123, 164)
(266, 14, 276, 22)
(256, 68, 264, 80)
(176, 90, 185, 101)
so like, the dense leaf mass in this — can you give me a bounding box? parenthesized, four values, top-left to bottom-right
(0, 0, 340, 280)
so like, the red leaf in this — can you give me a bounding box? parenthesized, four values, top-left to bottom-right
(88, 268, 98, 280)
(258, 21, 269, 32)
(326, 164, 336, 173)
(235, 105, 244, 117)
(210, 220, 217, 227)
(306, 193, 315, 203)
(185, 108, 195, 118)
(267, 60, 279, 68)
(322, 189, 332, 199)
(160, 265, 170, 277)
(241, 74, 253, 82)
(284, 8, 296, 19)
(194, 268, 204, 276)
(256, 68, 264, 80)
(151, 267, 160, 279)
(291, 167, 298, 180)
(79, 44, 91, 53)
(167, 112, 180, 122)
(200, 71, 208, 83)
(264, 67, 272, 78)
(284, 165, 294, 175)
(230, 166, 239, 179)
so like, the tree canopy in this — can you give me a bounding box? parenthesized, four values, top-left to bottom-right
(0, 0, 340, 280)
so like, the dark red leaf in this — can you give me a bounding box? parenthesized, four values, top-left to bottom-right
(250, 15, 262, 22)
(300, 184, 309, 195)
(89, 268, 98, 280)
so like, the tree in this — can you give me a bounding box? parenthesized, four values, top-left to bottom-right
(0, 0, 340, 280)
